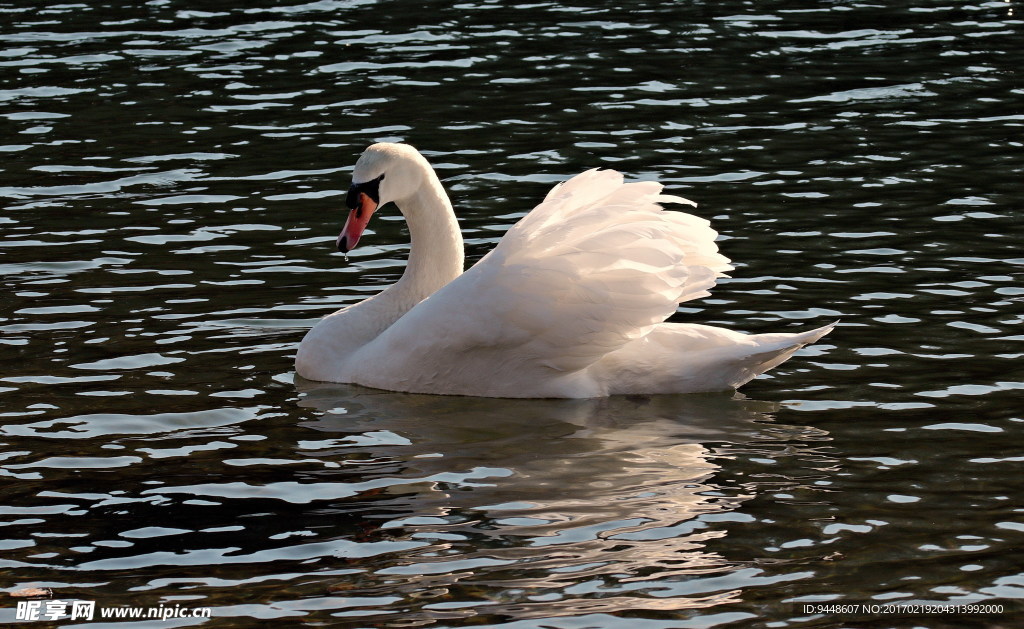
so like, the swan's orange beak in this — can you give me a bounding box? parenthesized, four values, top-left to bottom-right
(337, 192, 378, 253)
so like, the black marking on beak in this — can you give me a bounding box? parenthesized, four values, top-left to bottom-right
(346, 173, 385, 213)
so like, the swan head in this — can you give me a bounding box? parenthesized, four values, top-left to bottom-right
(337, 143, 429, 253)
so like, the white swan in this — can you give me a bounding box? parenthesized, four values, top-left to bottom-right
(295, 143, 833, 398)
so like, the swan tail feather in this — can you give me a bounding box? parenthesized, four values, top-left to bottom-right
(727, 322, 837, 388)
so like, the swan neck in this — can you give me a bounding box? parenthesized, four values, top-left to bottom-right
(396, 173, 464, 300)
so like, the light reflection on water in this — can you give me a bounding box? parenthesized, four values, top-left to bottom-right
(295, 387, 818, 621)
(1, 0, 1023, 626)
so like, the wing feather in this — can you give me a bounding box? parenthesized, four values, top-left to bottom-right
(369, 169, 733, 380)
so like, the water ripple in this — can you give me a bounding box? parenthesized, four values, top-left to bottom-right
(1, 0, 1022, 626)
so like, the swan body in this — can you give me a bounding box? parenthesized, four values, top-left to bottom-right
(295, 143, 833, 398)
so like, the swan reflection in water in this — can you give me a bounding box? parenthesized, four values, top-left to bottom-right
(295, 380, 831, 621)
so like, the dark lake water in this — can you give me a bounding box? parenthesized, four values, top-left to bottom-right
(2, 0, 1022, 627)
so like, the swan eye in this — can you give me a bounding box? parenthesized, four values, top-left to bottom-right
(346, 173, 385, 210)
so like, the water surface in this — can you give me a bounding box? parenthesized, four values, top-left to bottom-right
(1, 0, 1022, 627)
